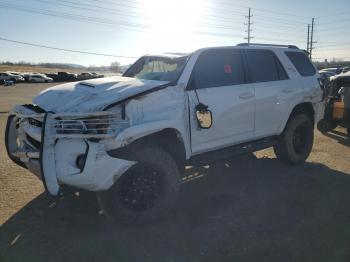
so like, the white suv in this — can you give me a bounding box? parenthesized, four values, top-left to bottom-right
(5, 44, 324, 224)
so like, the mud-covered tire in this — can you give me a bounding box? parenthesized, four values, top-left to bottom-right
(274, 114, 314, 165)
(97, 144, 181, 225)
(317, 119, 337, 133)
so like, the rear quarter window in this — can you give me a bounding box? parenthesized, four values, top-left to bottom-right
(285, 51, 316, 76)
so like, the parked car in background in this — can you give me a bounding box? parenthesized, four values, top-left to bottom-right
(21, 72, 33, 82)
(319, 70, 336, 79)
(45, 73, 59, 82)
(6, 71, 24, 77)
(0, 72, 24, 82)
(342, 67, 350, 74)
(91, 72, 104, 78)
(321, 67, 343, 75)
(28, 74, 53, 83)
(57, 72, 78, 81)
(77, 72, 93, 80)
(319, 71, 334, 97)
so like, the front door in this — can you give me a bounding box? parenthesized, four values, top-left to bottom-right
(188, 48, 255, 155)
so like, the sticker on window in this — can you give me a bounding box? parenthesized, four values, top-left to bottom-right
(224, 64, 232, 74)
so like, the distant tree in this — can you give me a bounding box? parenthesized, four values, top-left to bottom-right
(110, 61, 121, 73)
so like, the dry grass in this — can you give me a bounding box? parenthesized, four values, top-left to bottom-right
(0, 65, 86, 74)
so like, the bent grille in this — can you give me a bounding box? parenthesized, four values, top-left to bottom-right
(26, 134, 41, 149)
(53, 113, 128, 138)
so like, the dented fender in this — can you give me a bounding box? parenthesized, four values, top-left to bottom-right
(105, 120, 191, 159)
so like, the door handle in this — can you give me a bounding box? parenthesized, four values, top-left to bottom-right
(239, 92, 254, 99)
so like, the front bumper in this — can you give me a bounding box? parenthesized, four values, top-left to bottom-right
(5, 105, 135, 196)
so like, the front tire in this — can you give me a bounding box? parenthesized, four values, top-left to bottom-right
(274, 114, 314, 165)
(97, 144, 181, 225)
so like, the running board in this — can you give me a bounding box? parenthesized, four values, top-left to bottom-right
(187, 136, 277, 166)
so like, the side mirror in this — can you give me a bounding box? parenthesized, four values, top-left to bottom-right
(195, 103, 212, 129)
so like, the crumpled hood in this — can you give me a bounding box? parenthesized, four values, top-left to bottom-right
(33, 76, 170, 112)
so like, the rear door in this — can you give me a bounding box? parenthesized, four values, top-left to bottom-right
(244, 49, 291, 137)
(188, 48, 255, 154)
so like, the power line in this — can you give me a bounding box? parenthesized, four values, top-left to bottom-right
(253, 14, 306, 26)
(0, 2, 246, 38)
(86, 0, 312, 29)
(1, 0, 312, 35)
(316, 42, 350, 48)
(1, 0, 348, 62)
(0, 37, 138, 58)
(252, 20, 305, 30)
(252, 36, 305, 44)
(317, 18, 350, 25)
(91, 0, 311, 20)
(41, 0, 247, 26)
(253, 25, 306, 35)
(317, 12, 349, 19)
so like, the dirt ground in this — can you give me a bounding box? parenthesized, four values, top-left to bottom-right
(0, 83, 349, 262)
(0, 82, 64, 113)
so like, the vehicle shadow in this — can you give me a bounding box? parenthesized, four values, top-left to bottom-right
(324, 129, 350, 147)
(1, 154, 350, 262)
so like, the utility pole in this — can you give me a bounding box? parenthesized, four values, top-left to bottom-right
(245, 8, 253, 44)
(307, 24, 310, 57)
(309, 18, 315, 60)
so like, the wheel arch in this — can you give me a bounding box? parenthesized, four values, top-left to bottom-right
(279, 102, 315, 134)
(108, 128, 187, 171)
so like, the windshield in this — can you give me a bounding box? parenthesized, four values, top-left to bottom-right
(123, 55, 188, 82)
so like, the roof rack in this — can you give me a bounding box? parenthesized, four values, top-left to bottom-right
(237, 43, 299, 49)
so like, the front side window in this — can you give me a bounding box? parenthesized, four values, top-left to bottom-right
(246, 49, 287, 83)
(123, 55, 188, 82)
(194, 49, 245, 89)
(285, 51, 316, 76)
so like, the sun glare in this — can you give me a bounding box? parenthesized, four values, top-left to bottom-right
(142, 0, 207, 52)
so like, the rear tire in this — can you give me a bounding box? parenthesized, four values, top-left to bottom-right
(274, 114, 314, 165)
(97, 144, 181, 225)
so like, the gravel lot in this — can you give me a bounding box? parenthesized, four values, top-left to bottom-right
(0, 83, 349, 262)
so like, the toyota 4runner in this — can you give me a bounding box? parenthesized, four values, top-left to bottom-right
(5, 43, 324, 224)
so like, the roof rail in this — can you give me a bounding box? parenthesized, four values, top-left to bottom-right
(237, 43, 299, 49)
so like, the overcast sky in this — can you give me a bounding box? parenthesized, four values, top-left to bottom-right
(0, 0, 349, 66)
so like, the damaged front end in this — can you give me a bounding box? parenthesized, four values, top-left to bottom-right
(5, 104, 135, 196)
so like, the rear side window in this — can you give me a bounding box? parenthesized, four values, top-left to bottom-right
(194, 49, 245, 89)
(285, 51, 316, 76)
(246, 49, 288, 83)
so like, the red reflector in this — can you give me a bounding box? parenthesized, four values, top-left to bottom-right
(224, 64, 232, 74)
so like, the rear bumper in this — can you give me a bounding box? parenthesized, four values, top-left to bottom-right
(5, 106, 135, 196)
